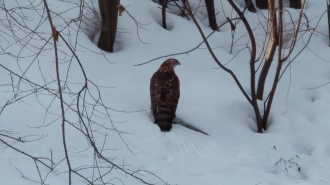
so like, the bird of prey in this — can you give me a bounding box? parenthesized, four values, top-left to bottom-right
(150, 58, 180, 132)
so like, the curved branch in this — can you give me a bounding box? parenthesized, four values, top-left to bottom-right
(182, 0, 253, 105)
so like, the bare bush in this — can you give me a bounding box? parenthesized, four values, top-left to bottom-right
(179, 0, 317, 132)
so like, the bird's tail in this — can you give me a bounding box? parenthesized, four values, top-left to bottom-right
(157, 121, 172, 132)
(157, 105, 175, 132)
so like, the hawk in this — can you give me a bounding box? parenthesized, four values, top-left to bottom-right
(150, 58, 180, 132)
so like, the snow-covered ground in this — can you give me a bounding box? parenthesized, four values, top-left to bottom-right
(1, 0, 330, 184)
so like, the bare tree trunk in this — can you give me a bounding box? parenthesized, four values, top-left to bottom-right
(328, 1, 330, 47)
(262, 0, 284, 130)
(205, 0, 218, 31)
(256, 0, 268, 9)
(244, 0, 257, 13)
(256, 0, 278, 100)
(98, 0, 120, 52)
(262, 0, 306, 129)
(290, 0, 301, 9)
(162, 0, 168, 29)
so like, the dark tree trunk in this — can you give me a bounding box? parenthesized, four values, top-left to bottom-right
(256, 0, 268, 9)
(289, 0, 301, 9)
(98, 0, 120, 52)
(328, 2, 330, 47)
(159, 0, 164, 5)
(205, 0, 218, 31)
(244, 0, 257, 13)
(162, 0, 168, 29)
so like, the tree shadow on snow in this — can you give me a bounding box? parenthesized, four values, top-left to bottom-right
(147, 112, 208, 136)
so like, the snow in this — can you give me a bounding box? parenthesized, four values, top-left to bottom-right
(1, 0, 330, 184)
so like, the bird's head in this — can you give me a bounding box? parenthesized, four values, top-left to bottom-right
(164, 58, 180, 68)
(158, 58, 180, 72)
